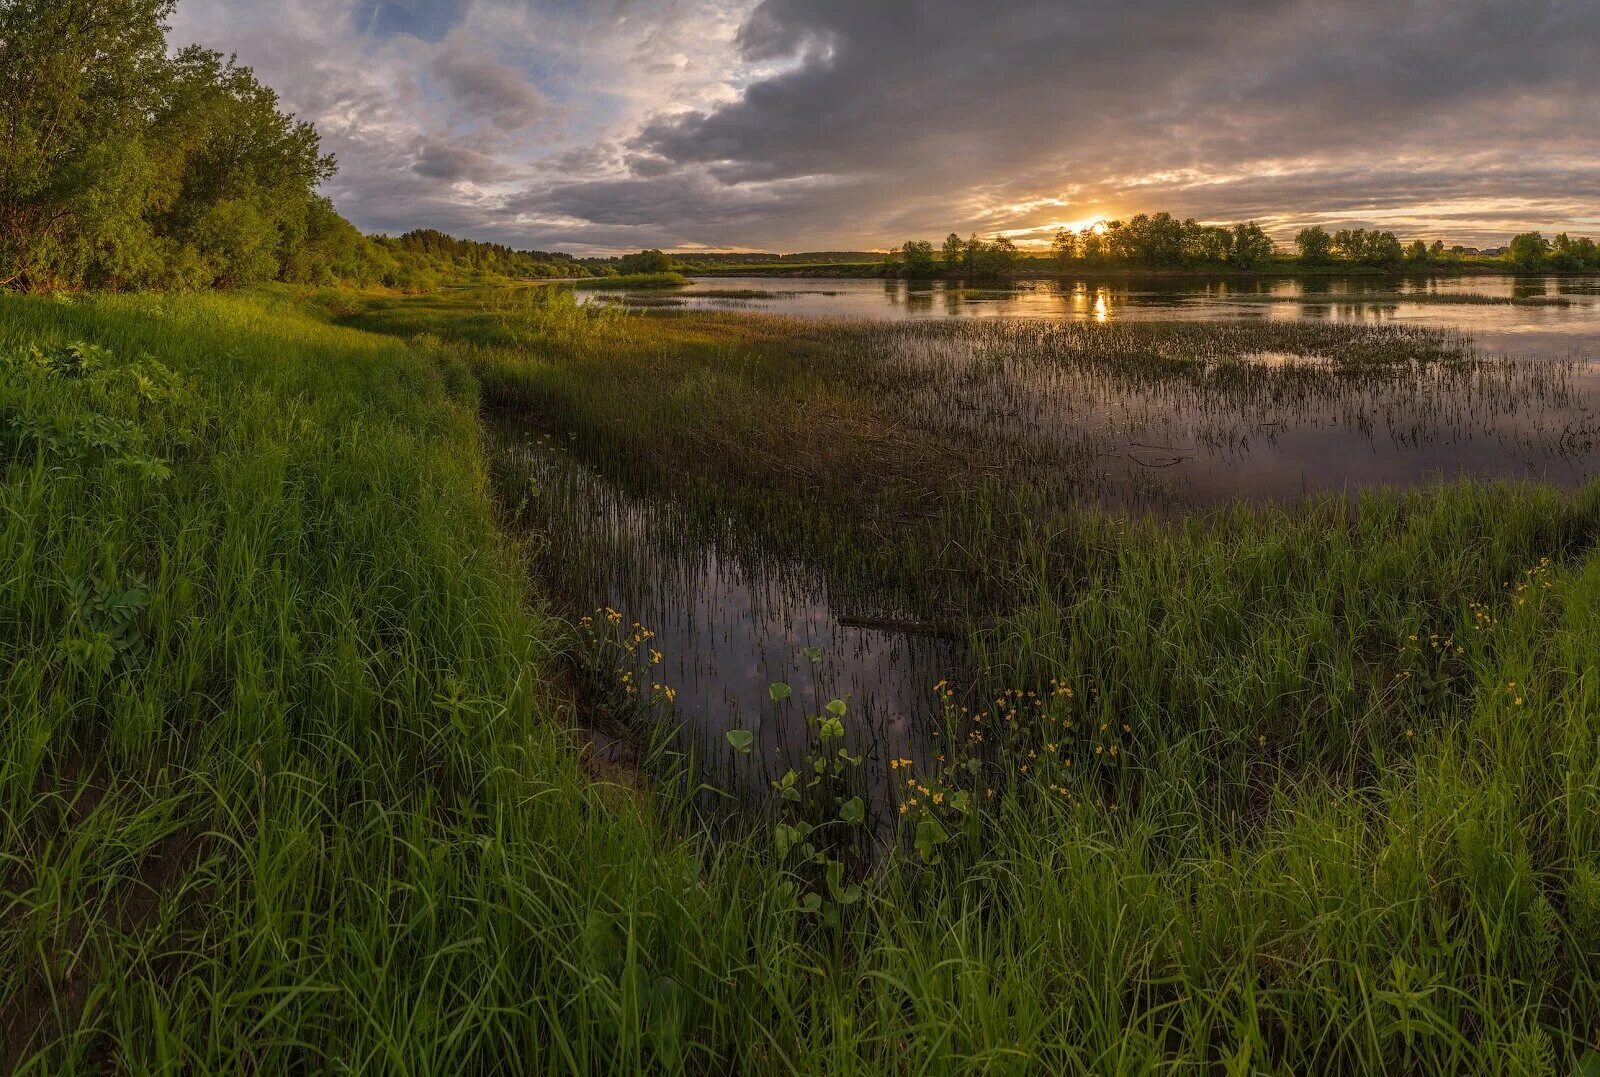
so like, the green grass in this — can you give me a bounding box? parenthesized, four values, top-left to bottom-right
(0, 289, 785, 1072)
(6, 285, 1600, 1072)
(573, 272, 689, 290)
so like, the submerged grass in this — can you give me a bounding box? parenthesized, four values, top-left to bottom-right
(6, 284, 1600, 1071)
(573, 272, 690, 290)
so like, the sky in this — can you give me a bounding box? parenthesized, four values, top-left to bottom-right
(170, 0, 1600, 255)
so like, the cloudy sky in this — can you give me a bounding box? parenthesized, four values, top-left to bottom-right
(170, 0, 1600, 254)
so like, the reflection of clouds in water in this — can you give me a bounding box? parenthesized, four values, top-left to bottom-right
(496, 435, 961, 807)
(584, 274, 1600, 357)
(630, 550, 957, 799)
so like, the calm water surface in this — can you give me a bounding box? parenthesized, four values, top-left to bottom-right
(545, 275, 1600, 803)
(587, 273, 1600, 356)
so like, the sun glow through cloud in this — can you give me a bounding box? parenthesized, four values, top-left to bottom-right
(169, 0, 1600, 253)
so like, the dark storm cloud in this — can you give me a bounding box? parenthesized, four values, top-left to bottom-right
(573, 0, 1598, 247)
(411, 136, 515, 181)
(430, 34, 549, 131)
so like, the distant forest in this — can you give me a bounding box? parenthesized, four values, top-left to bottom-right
(887, 215, 1600, 277)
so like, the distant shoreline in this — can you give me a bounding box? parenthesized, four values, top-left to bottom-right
(689, 262, 1600, 282)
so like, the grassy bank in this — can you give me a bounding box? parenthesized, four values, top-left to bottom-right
(6, 286, 1600, 1071)
(0, 290, 786, 1072)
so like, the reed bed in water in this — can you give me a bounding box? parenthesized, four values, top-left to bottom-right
(417, 296, 1596, 626)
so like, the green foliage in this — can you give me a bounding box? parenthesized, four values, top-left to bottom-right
(615, 249, 675, 275)
(58, 571, 151, 677)
(899, 239, 937, 277)
(1296, 224, 1335, 264)
(1228, 221, 1274, 268)
(936, 233, 1021, 277)
(385, 228, 587, 282)
(1050, 228, 1079, 266)
(757, 692, 868, 927)
(0, 1, 345, 290)
(1333, 227, 1406, 268)
(1509, 231, 1552, 271)
(0, 3, 584, 293)
(0, 0, 174, 289)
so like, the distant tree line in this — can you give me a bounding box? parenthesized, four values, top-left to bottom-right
(386, 230, 585, 281)
(662, 251, 884, 270)
(1503, 232, 1600, 272)
(1296, 226, 1600, 272)
(887, 214, 1276, 277)
(888, 216, 1600, 278)
(0, 0, 583, 292)
(888, 234, 1025, 278)
(580, 249, 677, 276)
(1052, 214, 1275, 270)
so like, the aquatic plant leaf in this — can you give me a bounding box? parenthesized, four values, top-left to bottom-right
(725, 729, 754, 753)
(768, 682, 792, 703)
(915, 816, 950, 861)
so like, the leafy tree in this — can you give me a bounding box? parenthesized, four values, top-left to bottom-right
(1405, 239, 1429, 264)
(984, 236, 1021, 275)
(1229, 223, 1274, 269)
(0, 0, 422, 291)
(1331, 227, 1403, 268)
(900, 240, 936, 277)
(154, 46, 334, 287)
(392, 229, 582, 280)
(1549, 233, 1586, 272)
(1115, 212, 1185, 266)
(617, 249, 673, 274)
(1331, 229, 1365, 262)
(961, 234, 982, 275)
(1050, 229, 1078, 266)
(1507, 232, 1549, 270)
(0, 0, 175, 288)
(941, 233, 964, 269)
(1184, 223, 1233, 265)
(1078, 227, 1106, 265)
(1103, 220, 1134, 262)
(1363, 231, 1404, 269)
(1295, 226, 1334, 265)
